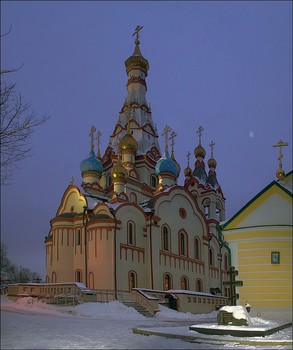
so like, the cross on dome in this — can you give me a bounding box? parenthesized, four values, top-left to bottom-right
(273, 139, 288, 170)
(132, 25, 143, 42)
(197, 126, 204, 144)
(209, 140, 215, 158)
(96, 130, 102, 158)
(186, 151, 191, 167)
(162, 125, 172, 152)
(169, 131, 177, 147)
(89, 126, 96, 150)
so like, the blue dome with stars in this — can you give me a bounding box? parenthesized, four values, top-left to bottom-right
(80, 149, 103, 174)
(155, 150, 179, 177)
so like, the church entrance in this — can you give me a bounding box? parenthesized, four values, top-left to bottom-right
(164, 294, 178, 311)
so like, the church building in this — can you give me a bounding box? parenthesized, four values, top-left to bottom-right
(45, 27, 230, 296)
(221, 143, 292, 320)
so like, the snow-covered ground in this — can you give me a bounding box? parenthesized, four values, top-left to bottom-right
(1, 296, 292, 349)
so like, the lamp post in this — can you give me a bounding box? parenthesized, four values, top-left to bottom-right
(82, 205, 88, 287)
(149, 209, 155, 290)
(109, 207, 118, 299)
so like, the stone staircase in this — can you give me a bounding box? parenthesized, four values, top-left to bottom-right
(123, 301, 154, 317)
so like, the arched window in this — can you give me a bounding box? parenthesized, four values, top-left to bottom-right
(196, 278, 203, 292)
(204, 204, 210, 219)
(164, 273, 172, 291)
(209, 247, 214, 266)
(151, 174, 157, 188)
(162, 226, 169, 251)
(46, 275, 49, 283)
(75, 270, 82, 283)
(129, 271, 137, 290)
(195, 237, 201, 259)
(128, 221, 135, 245)
(181, 276, 189, 290)
(179, 231, 187, 256)
(76, 229, 81, 245)
(216, 201, 223, 222)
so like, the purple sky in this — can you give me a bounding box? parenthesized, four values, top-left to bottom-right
(1, 1, 292, 278)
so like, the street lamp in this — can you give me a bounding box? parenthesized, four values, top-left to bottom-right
(83, 205, 88, 287)
(109, 207, 118, 299)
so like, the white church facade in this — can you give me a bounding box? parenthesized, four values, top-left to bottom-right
(45, 28, 230, 296)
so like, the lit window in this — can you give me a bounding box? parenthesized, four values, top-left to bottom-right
(164, 274, 172, 291)
(181, 276, 189, 290)
(196, 279, 203, 292)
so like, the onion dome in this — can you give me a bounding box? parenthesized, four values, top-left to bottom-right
(111, 157, 128, 182)
(155, 151, 179, 177)
(125, 29, 149, 76)
(80, 149, 103, 174)
(194, 144, 206, 158)
(184, 165, 192, 177)
(208, 157, 217, 169)
(118, 132, 138, 153)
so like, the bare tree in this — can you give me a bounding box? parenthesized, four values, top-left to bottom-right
(0, 70, 50, 184)
(1, 241, 42, 284)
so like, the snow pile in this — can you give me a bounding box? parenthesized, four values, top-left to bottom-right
(0, 296, 145, 320)
(221, 305, 251, 323)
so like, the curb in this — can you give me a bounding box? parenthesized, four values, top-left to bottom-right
(132, 327, 292, 347)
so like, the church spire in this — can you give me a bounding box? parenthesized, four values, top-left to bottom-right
(107, 26, 161, 159)
(207, 140, 219, 188)
(193, 126, 207, 182)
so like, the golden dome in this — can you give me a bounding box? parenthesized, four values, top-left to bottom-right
(208, 157, 217, 169)
(111, 159, 128, 182)
(184, 166, 192, 177)
(118, 132, 138, 153)
(125, 45, 149, 76)
(194, 144, 206, 158)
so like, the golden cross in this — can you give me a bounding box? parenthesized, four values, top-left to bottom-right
(197, 126, 204, 144)
(162, 125, 172, 152)
(89, 126, 96, 150)
(96, 130, 102, 158)
(186, 151, 191, 167)
(96, 130, 102, 148)
(70, 176, 74, 185)
(209, 140, 215, 158)
(132, 25, 143, 41)
(169, 131, 177, 158)
(169, 131, 177, 147)
(273, 139, 288, 169)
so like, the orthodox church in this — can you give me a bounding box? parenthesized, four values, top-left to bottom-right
(45, 27, 230, 295)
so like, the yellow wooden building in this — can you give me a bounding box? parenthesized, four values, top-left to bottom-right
(221, 169, 292, 320)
